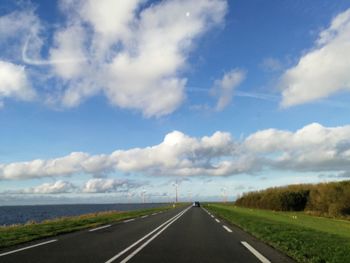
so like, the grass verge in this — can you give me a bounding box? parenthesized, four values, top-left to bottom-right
(205, 204, 350, 263)
(0, 205, 176, 249)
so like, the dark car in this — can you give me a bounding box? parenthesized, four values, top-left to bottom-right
(193, 201, 200, 207)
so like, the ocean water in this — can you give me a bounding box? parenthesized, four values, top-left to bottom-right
(0, 203, 167, 226)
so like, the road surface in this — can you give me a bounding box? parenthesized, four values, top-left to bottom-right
(0, 206, 294, 263)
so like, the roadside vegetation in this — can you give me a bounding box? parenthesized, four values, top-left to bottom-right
(0, 205, 174, 249)
(235, 180, 350, 217)
(206, 203, 350, 263)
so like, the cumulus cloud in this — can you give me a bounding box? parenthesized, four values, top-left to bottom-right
(244, 123, 350, 172)
(280, 8, 350, 107)
(3, 123, 350, 180)
(0, 130, 249, 180)
(82, 178, 138, 193)
(5, 0, 227, 116)
(0, 179, 142, 195)
(16, 180, 77, 194)
(0, 60, 35, 105)
(212, 69, 246, 111)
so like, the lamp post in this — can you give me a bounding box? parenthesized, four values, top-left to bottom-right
(141, 188, 146, 204)
(172, 181, 178, 203)
(221, 187, 227, 203)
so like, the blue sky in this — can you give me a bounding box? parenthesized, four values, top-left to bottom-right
(1, 0, 350, 205)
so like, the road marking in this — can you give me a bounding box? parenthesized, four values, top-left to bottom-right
(151, 213, 157, 216)
(211, 215, 214, 218)
(241, 241, 271, 263)
(89, 224, 112, 232)
(123, 219, 135, 223)
(141, 215, 148, 218)
(105, 206, 191, 263)
(120, 208, 189, 263)
(215, 219, 220, 223)
(223, 225, 232, 233)
(0, 239, 57, 257)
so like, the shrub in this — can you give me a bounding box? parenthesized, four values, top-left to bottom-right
(235, 180, 350, 216)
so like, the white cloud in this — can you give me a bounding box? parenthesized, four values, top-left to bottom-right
(244, 122, 350, 172)
(212, 69, 246, 111)
(280, 8, 350, 107)
(8, 0, 226, 116)
(260, 57, 282, 72)
(49, 25, 88, 79)
(0, 130, 244, 180)
(0, 10, 40, 43)
(82, 178, 133, 193)
(0, 61, 35, 104)
(0, 9, 43, 63)
(3, 123, 350, 180)
(1, 179, 140, 195)
(24, 180, 76, 194)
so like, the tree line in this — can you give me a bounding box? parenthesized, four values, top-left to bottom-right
(235, 180, 350, 216)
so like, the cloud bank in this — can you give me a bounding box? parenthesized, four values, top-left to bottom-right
(1, 179, 141, 195)
(2, 123, 350, 180)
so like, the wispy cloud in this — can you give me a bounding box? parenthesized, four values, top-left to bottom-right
(211, 69, 246, 111)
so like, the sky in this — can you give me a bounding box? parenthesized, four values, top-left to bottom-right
(1, 0, 350, 205)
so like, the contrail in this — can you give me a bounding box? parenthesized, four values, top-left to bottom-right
(22, 37, 87, 65)
(234, 91, 278, 101)
(187, 86, 278, 102)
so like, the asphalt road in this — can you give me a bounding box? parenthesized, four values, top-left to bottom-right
(0, 206, 294, 263)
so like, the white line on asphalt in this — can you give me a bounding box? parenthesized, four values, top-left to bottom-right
(215, 219, 220, 223)
(211, 215, 214, 218)
(120, 208, 190, 263)
(223, 225, 232, 233)
(89, 224, 112, 232)
(151, 213, 157, 216)
(0, 239, 58, 257)
(123, 219, 135, 223)
(241, 241, 271, 263)
(105, 206, 191, 263)
(141, 215, 148, 218)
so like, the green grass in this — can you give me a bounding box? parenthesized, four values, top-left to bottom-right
(0, 205, 175, 249)
(205, 204, 350, 263)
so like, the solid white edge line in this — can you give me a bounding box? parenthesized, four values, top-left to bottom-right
(123, 219, 135, 223)
(104, 206, 190, 263)
(223, 225, 232, 233)
(0, 239, 58, 257)
(241, 241, 271, 263)
(120, 207, 189, 263)
(215, 219, 220, 223)
(89, 224, 112, 232)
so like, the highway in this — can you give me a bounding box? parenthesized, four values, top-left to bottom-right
(0, 206, 294, 263)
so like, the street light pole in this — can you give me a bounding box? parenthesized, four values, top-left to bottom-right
(175, 183, 178, 203)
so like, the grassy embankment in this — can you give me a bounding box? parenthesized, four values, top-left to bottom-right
(205, 204, 350, 263)
(0, 204, 177, 249)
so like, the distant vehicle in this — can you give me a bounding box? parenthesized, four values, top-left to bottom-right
(193, 201, 200, 207)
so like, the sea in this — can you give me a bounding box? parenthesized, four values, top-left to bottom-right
(0, 203, 167, 226)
